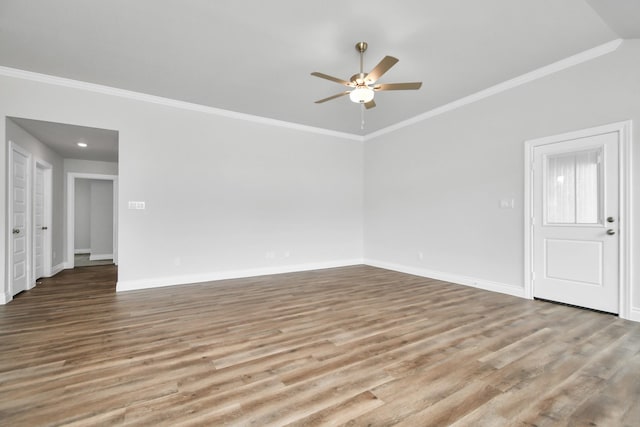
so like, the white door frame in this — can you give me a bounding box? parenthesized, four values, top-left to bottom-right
(66, 173, 118, 268)
(524, 120, 632, 320)
(7, 141, 33, 297)
(34, 159, 53, 280)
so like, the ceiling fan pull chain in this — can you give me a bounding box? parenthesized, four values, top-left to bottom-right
(361, 104, 365, 130)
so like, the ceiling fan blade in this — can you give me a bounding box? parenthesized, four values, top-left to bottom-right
(364, 100, 376, 109)
(365, 56, 399, 83)
(374, 82, 423, 91)
(311, 72, 353, 86)
(314, 91, 350, 103)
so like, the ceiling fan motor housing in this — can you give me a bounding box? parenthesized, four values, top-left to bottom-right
(350, 73, 368, 85)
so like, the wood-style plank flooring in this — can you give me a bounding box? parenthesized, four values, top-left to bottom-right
(1, 265, 639, 426)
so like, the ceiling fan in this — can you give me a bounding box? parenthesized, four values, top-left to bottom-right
(311, 41, 422, 109)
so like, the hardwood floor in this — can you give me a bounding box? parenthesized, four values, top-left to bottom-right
(1, 265, 639, 426)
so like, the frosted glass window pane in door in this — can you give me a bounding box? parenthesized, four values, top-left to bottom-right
(575, 150, 599, 223)
(546, 149, 600, 224)
(547, 154, 576, 223)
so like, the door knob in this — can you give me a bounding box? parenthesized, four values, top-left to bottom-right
(41, 226, 48, 230)
(607, 217, 615, 223)
(12, 228, 20, 234)
(606, 229, 616, 235)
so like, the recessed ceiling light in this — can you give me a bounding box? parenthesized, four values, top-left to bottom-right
(77, 142, 88, 148)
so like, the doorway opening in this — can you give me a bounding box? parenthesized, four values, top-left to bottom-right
(66, 174, 118, 269)
(4, 117, 119, 304)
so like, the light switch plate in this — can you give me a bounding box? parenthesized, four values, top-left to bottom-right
(499, 198, 515, 209)
(128, 201, 146, 210)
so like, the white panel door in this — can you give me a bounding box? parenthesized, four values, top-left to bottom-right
(34, 165, 45, 280)
(533, 132, 619, 313)
(10, 144, 30, 295)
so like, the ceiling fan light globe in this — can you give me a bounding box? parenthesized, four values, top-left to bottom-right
(349, 86, 374, 103)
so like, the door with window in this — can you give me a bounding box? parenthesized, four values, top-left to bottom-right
(532, 131, 619, 313)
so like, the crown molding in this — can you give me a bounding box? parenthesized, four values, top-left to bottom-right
(0, 66, 363, 142)
(0, 38, 623, 143)
(364, 38, 624, 141)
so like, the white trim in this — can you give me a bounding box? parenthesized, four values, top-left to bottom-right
(74, 248, 91, 254)
(630, 308, 640, 323)
(364, 39, 623, 141)
(524, 134, 535, 300)
(116, 259, 364, 292)
(89, 253, 113, 261)
(0, 292, 10, 304)
(364, 259, 526, 299)
(619, 121, 633, 320)
(524, 120, 634, 321)
(66, 173, 118, 269)
(0, 39, 622, 143)
(0, 66, 362, 142)
(50, 263, 65, 276)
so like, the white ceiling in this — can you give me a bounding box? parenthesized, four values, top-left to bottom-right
(10, 117, 118, 162)
(1, 0, 639, 142)
(585, 0, 640, 39)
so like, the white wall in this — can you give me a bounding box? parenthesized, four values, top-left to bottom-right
(0, 72, 363, 298)
(364, 40, 640, 315)
(118, 120, 363, 287)
(64, 159, 118, 176)
(74, 179, 91, 251)
(5, 118, 64, 269)
(89, 180, 113, 258)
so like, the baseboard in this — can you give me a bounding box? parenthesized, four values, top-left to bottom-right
(629, 307, 640, 322)
(116, 258, 364, 292)
(74, 248, 90, 254)
(364, 258, 526, 299)
(89, 253, 113, 261)
(0, 292, 11, 305)
(50, 263, 66, 276)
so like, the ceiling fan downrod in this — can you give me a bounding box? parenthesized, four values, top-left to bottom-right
(356, 41, 368, 80)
